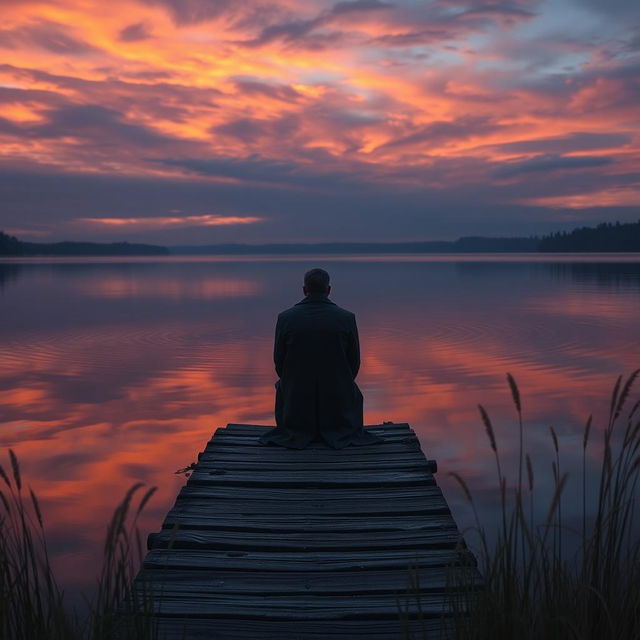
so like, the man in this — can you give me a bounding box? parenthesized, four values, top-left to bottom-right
(259, 268, 384, 449)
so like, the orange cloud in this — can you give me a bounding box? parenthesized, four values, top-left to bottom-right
(523, 187, 640, 209)
(0, 0, 637, 241)
(79, 214, 264, 228)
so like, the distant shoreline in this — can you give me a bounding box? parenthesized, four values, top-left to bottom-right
(2, 221, 639, 256)
(169, 239, 538, 255)
(2, 252, 640, 265)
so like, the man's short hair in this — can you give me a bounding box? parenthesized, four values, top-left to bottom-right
(304, 268, 330, 293)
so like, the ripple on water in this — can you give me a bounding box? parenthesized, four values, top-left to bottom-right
(373, 315, 622, 380)
(0, 324, 239, 373)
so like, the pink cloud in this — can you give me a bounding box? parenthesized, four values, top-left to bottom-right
(78, 215, 264, 229)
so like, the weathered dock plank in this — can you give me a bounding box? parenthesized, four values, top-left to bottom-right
(195, 457, 430, 470)
(207, 435, 418, 447)
(177, 484, 441, 499)
(218, 422, 413, 433)
(205, 436, 422, 453)
(165, 496, 450, 516)
(159, 513, 456, 532)
(135, 592, 455, 618)
(134, 423, 480, 639)
(151, 618, 449, 640)
(147, 528, 460, 551)
(144, 547, 472, 572)
(137, 566, 453, 594)
(187, 468, 436, 487)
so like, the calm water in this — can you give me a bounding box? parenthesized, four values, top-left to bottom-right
(1, 254, 639, 605)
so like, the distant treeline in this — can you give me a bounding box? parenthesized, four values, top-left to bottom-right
(537, 221, 640, 252)
(2, 220, 639, 256)
(171, 236, 540, 254)
(171, 223, 640, 254)
(0, 231, 169, 256)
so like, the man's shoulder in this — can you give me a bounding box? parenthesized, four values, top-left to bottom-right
(278, 299, 356, 320)
(332, 303, 356, 319)
(277, 305, 303, 325)
(277, 306, 296, 321)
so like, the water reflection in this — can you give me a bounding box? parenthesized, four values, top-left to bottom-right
(0, 263, 21, 290)
(545, 260, 640, 289)
(0, 255, 638, 605)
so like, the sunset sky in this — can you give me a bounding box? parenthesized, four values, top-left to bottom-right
(1, 0, 638, 244)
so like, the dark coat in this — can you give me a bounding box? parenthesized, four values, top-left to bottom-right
(258, 293, 384, 449)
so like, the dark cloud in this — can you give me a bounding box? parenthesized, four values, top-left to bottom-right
(233, 80, 301, 102)
(371, 28, 456, 46)
(0, 84, 69, 109)
(242, 0, 393, 48)
(0, 104, 175, 149)
(489, 133, 631, 155)
(0, 21, 99, 54)
(118, 22, 152, 42)
(245, 16, 325, 47)
(366, 0, 538, 48)
(494, 154, 613, 178)
(142, 0, 237, 26)
(379, 116, 504, 150)
(158, 152, 361, 191)
(212, 96, 383, 151)
(314, 108, 384, 128)
(1, 164, 637, 246)
(459, 2, 537, 19)
(213, 114, 300, 143)
(125, 69, 174, 80)
(331, 1, 395, 15)
(0, 64, 222, 124)
(572, 0, 640, 17)
(213, 118, 270, 142)
(42, 105, 168, 145)
(160, 155, 300, 184)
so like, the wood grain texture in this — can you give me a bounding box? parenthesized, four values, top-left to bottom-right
(143, 548, 475, 572)
(147, 528, 460, 551)
(194, 456, 429, 470)
(137, 592, 458, 619)
(187, 468, 435, 487)
(133, 422, 480, 639)
(160, 513, 456, 532)
(149, 617, 454, 640)
(174, 485, 447, 505)
(136, 566, 455, 594)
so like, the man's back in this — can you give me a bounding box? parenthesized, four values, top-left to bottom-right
(259, 270, 383, 450)
(275, 294, 360, 384)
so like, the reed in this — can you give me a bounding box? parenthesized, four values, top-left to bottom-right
(0, 452, 157, 640)
(420, 370, 640, 639)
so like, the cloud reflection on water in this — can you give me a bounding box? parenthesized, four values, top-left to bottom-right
(0, 256, 638, 603)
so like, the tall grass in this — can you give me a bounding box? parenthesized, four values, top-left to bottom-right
(0, 452, 157, 640)
(440, 370, 640, 639)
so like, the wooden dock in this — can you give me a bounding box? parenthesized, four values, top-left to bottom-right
(134, 422, 481, 639)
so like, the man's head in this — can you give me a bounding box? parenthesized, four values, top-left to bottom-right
(303, 268, 331, 296)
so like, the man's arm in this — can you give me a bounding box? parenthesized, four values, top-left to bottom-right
(274, 314, 286, 378)
(347, 313, 361, 379)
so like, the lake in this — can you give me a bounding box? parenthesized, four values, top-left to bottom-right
(1, 254, 639, 607)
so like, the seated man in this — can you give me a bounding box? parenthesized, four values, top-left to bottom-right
(259, 268, 384, 449)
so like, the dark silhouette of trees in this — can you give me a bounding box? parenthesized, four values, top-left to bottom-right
(0, 231, 169, 256)
(538, 221, 640, 252)
(0, 231, 24, 255)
